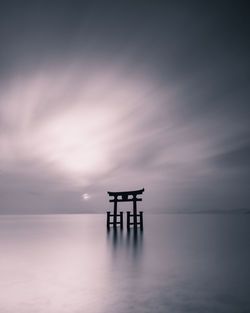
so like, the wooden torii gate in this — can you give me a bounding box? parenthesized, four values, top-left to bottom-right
(106, 188, 144, 229)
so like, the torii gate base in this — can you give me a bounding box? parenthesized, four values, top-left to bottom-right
(127, 211, 143, 230)
(106, 188, 144, 230)
(106, 211, 123, 228)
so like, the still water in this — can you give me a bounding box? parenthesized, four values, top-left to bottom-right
(0, 214, 249, 313)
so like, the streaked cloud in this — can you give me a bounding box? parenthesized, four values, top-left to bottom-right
(0, 1, 249, 213)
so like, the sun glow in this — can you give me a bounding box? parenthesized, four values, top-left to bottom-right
(36, 107, 114, 176)
(0, 62, 154, 187)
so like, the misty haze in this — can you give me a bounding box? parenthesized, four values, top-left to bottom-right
(0, 1, 250, 313)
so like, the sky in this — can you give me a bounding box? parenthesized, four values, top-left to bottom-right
(0, 1, 249, 214)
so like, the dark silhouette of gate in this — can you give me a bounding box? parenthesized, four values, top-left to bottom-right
(106, 188, 144, 229)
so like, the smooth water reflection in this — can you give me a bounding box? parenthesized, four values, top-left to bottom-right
(106, 227, 144, 261)
(0, 214, 250, 313)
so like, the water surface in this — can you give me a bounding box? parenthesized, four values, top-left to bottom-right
(0, 214, 249, 313)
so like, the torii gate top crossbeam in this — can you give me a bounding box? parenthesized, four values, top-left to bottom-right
(107, 188, 144, 202)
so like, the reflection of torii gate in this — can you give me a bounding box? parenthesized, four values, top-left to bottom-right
(107, 188, 144, 229)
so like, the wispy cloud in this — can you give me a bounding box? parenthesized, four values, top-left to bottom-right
(0, 2, 249, 213)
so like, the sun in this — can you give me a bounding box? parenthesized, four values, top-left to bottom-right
(82, 193, 90, 200)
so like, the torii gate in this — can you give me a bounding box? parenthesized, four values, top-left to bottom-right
(106, 188, 144, 229)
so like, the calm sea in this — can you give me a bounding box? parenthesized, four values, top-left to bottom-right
(0, 214, 249, 313)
